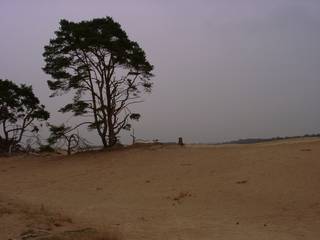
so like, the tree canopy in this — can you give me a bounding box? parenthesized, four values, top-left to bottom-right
(0, 79, 50, 153)
(43, 17, 154, 147)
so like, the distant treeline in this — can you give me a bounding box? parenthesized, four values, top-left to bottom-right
(218, 134, 320, 145)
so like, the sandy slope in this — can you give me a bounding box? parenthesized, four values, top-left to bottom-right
(1, 138, 320, 239)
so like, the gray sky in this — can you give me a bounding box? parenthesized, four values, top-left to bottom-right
(1, 0, 320, 144)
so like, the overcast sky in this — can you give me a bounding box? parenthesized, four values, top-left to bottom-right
(1, 0, 320, 144)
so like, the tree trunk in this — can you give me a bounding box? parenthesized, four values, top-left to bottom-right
(131, 128, 136, 145)
(108, 129, 117, 147)
(101, 136, 108, 148)
(67, 138, 71, 155)
(0, 139, 15, 155)
(106, 104, 117, 147)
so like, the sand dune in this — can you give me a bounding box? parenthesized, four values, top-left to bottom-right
(1, 138, 320, 239)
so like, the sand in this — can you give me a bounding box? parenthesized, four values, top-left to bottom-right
(1, 138, 320, 239)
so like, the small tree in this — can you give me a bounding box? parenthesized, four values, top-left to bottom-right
(130, 128, 136, 145)
(43, 17, 154, 148)
(0, 79, 50, 153)
(126, 113, 141, 145)
(48, 124, 89, 155)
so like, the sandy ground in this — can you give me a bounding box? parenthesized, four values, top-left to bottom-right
(1, 138, 320, 240)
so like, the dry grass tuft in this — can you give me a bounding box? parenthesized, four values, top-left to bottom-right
(0, 199, 120, 240)
(20, 228, 121, 240)
(0, 206, 13, 216)
(167, 191, 192, 205)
